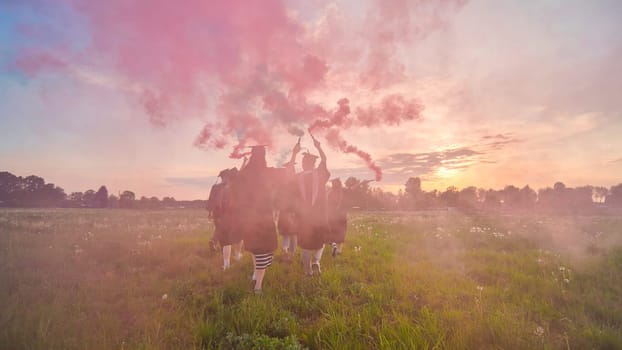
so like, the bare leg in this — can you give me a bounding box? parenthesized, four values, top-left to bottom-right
(222, 245, 231, 269)
(251, 255, 257, 280)
(312, 245, 324, 274)
(233, 242, 242, 261)
(254, 268, 266, 293)
(289, 235, 298, 255)
(282, 235, 291, 254)
(301, 249, 312, 275)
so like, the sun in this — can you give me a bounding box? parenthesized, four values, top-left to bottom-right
(436, 166, 458, 179)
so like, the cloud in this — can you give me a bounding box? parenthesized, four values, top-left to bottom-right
(378, 147, 481, 177)
(480, 133, 521, 150)
(164, 176, 217, 188)
(340, 133, 521, 185)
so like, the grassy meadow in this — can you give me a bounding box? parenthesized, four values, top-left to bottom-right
(1, 208, 621, 349)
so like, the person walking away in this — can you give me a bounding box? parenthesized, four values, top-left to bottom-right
(235, 145, 295, 293)
(207, 168, 242, 270)
(276, 139, 302, 261)
(294, 134, 330, 276)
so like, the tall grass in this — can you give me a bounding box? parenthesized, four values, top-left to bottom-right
(1, 209, 621, 349)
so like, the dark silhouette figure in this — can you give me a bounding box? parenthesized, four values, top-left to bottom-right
(207, 168, 242, 269)
(276, 138, 302, 261)
(293, 134, 330, 275)
(234, 145, 293, 293)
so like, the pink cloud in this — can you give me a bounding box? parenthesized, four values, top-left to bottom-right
(14, 0, 467, 179)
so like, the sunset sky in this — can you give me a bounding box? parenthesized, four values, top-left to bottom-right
(1, 0, 621, 199)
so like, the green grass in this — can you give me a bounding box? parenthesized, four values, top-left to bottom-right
(1, 209, 621, 349)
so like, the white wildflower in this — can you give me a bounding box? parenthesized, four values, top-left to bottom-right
(73, 245, 83, 256)
(161, 294, 168, 300)
(534, 326, 544, 336)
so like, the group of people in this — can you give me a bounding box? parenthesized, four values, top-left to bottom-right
(206, 135, 347, 294)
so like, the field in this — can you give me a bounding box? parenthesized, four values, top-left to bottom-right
(1, 209, 621, 349)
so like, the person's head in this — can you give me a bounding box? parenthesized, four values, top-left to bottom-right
(218, 168, 238, 184)
(302, 152, 318, 171)
(246, 145, 267, 169)
(331, 178, 342, 190)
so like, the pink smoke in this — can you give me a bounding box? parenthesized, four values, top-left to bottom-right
(308, 98, 352, 133)
(356, 94, 424, 127)
(14, 0, 466, 180)
(325, 129, 383, 181)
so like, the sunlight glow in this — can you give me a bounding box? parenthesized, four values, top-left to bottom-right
(436, 166, 458, 179)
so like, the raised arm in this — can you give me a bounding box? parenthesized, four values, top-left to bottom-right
(285, 137, 301, 175)
(240, 156, 249, 170)
(311, 134, 326, 167)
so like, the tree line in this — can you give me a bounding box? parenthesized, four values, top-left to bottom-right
(1, 171, 621, 213)
(347, 177, 622, 214)
(0, 171, 205, 209)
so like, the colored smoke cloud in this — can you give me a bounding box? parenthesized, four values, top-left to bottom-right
(11, 0, 466, 179)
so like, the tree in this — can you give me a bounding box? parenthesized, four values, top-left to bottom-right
(458, 186, 478, 210)
(40, 183, 66, 206)
(440, 186, 459, 207)
(501, 185, 519, 208)
(120, 190, 136, 208)
(0, 172, 65, 207)
(344, 177, 364, 209)
(94, 186, 109, 208)
(605, 183, 622, 207)
(108, 194, 119, 208)
(571, 185, 594, 211)
(0, 172, 19, 206)
(403, 177, 423, 209)
(593, 186, 608, 203)
(23, 175, 45, 193)
(162, 196, 176, 208)
(484, 189, 501, 210)
(69, 192, 83, 202)
(83, 189, 96, 207)
(404, 177, 422, 197)
(519, 185, 537, 210)
(149, 196, 160, 209)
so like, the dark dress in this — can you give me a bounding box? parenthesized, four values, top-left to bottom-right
(296, 163, 330, 250)
(234, 166, 283, 255)
(276, 180, 299, 237)
(207, 182, 241, 246)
